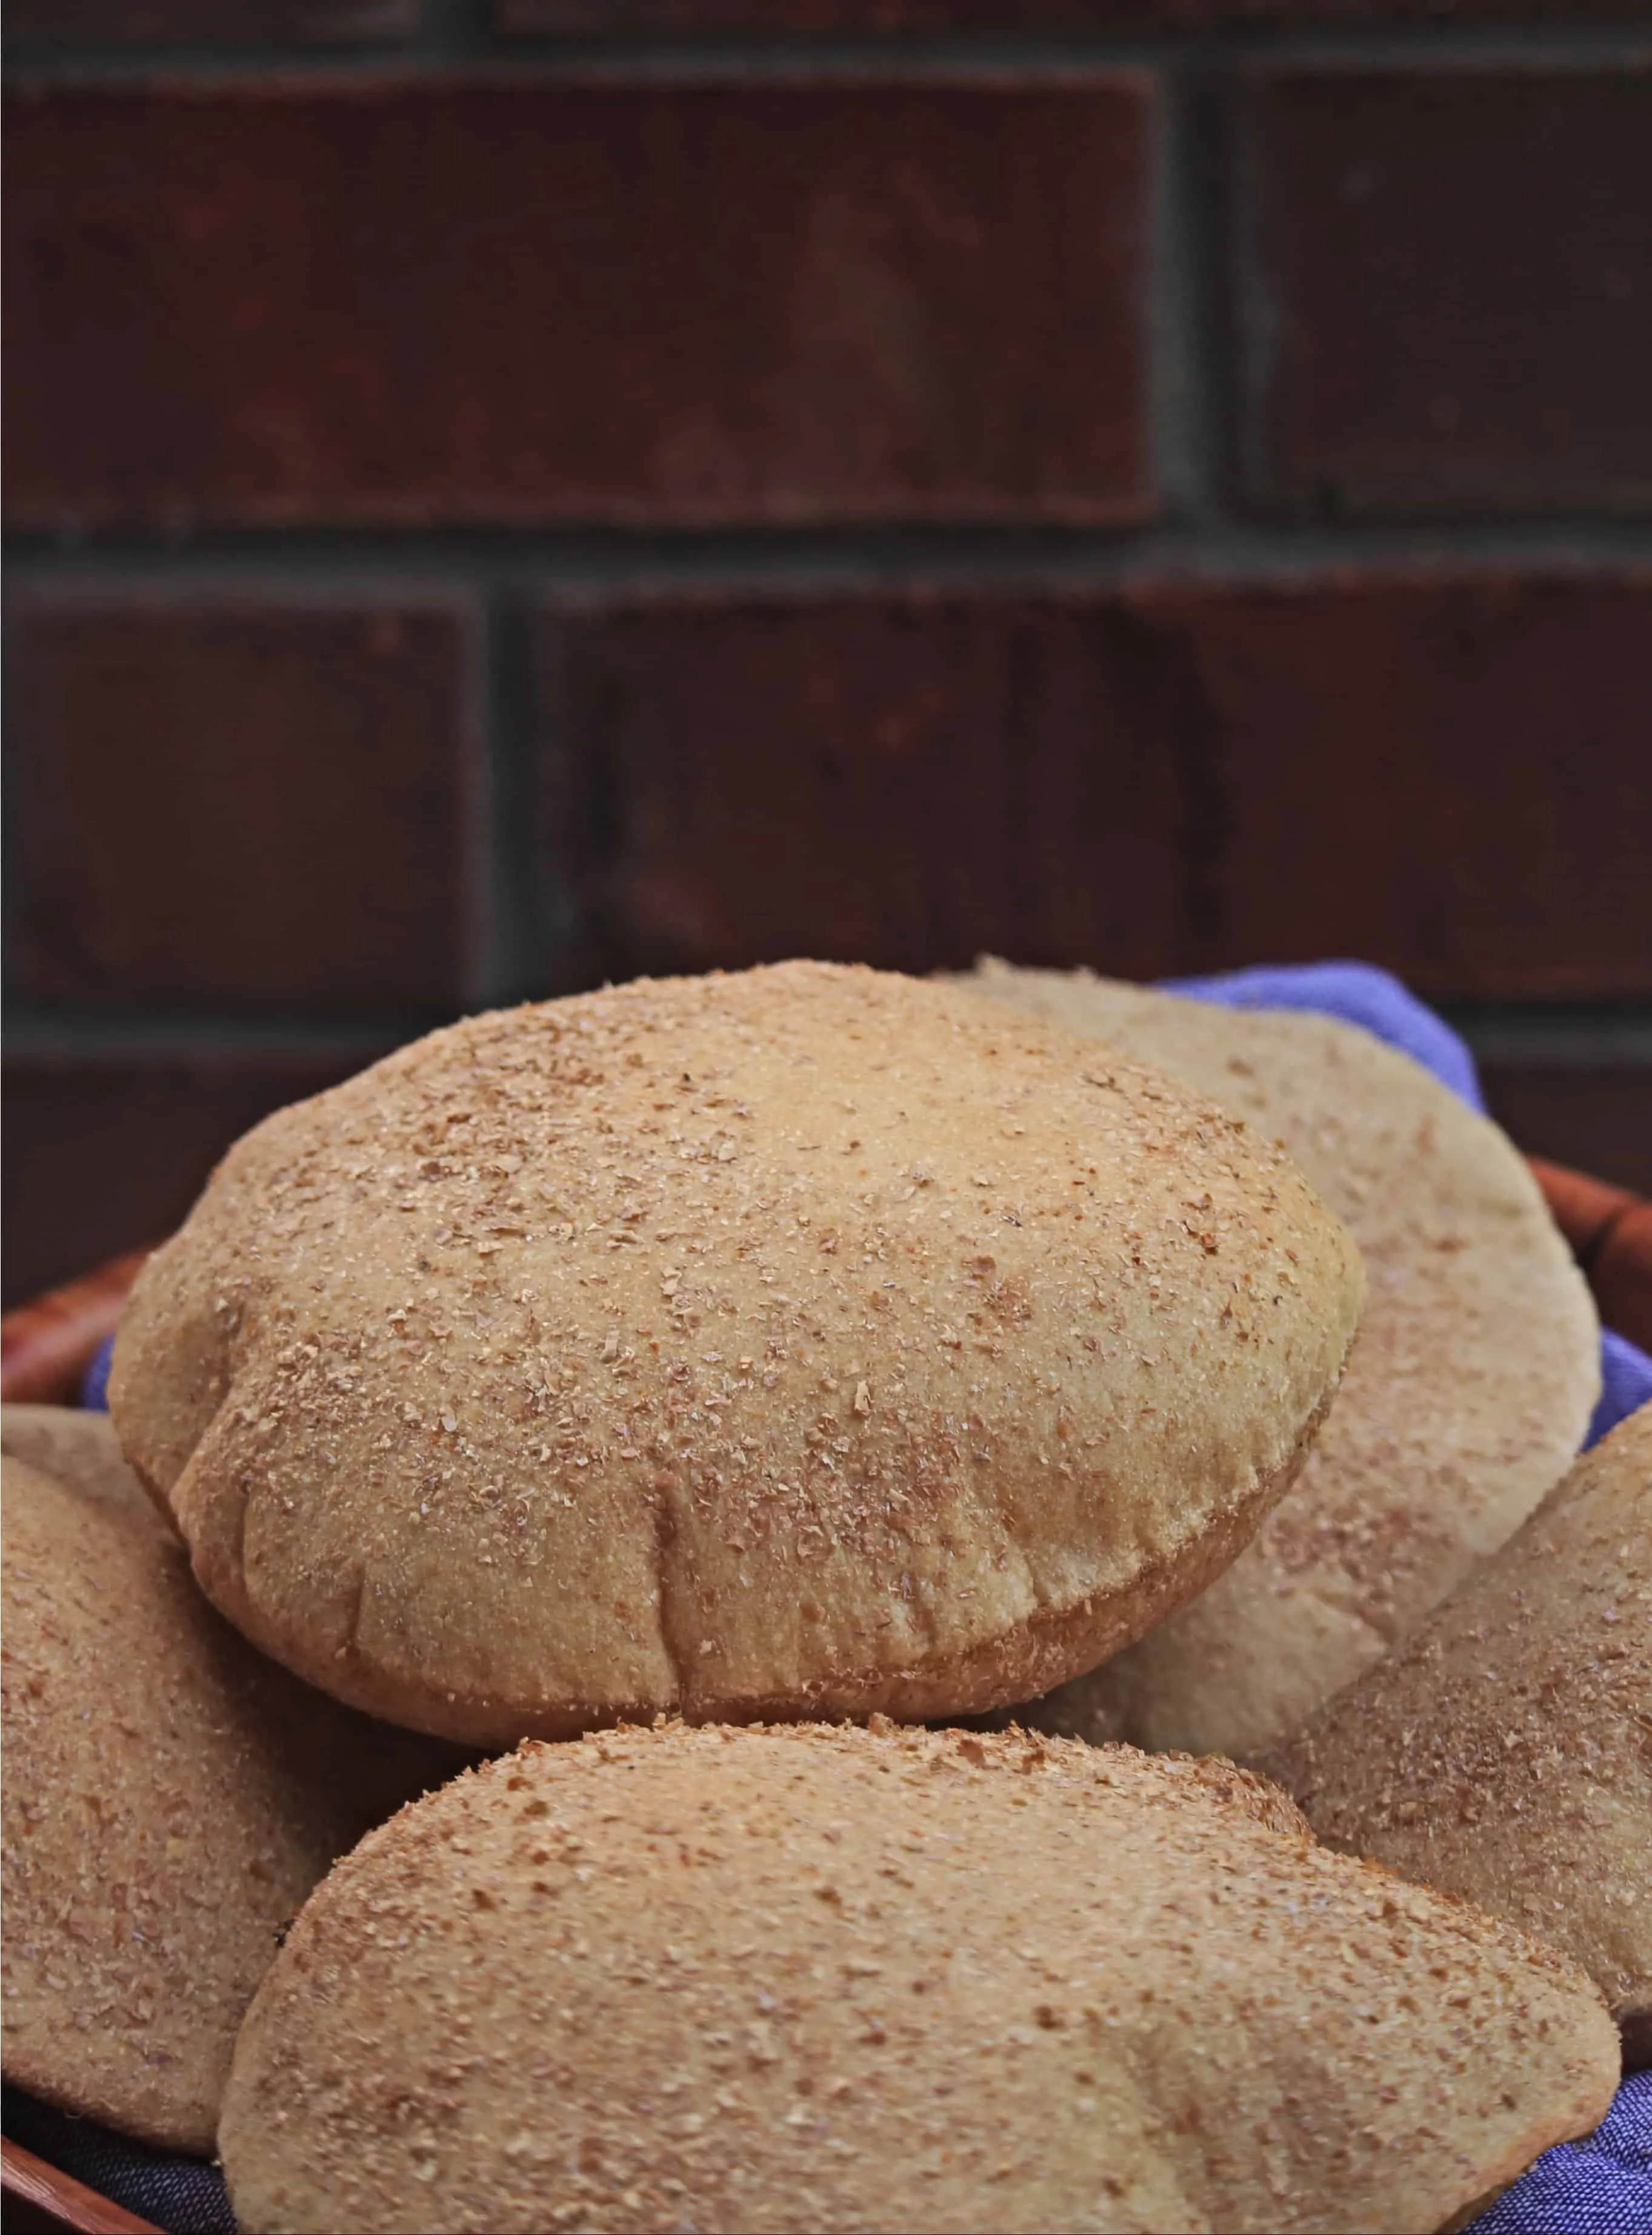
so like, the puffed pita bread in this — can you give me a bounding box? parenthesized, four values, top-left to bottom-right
(960, 963, 1598, 1758)
(219, 1722, 1618, 2235)
(110, 963, 1361, 1746)
(1270, 1404, 1651, 2064)
(1, 1411, 463, 2151)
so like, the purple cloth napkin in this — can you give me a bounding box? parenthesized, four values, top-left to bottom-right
(1468, 2074, 1652, 2235)
(2, 2086, 233, 2235)
(44, 964, 1651, 2234)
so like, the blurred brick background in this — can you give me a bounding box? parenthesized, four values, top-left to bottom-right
(5, 4, 1651, 1305)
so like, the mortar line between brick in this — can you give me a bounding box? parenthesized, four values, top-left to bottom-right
(7, 1003, 1651, 1067)
(1228, 47, 1273, 509)
(8, 524, 1652, 596)
(1151, 59, 1222, 526)
(1445, 1012, 1652, 1067)
(6, 26, 1652, 87)
(475, 587, 555, 1008)
(421, 0, 493, 61)
(0, 1012, 430, 1057)
(464, 592, 502, 1011)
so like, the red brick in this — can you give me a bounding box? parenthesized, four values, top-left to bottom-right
(7, 600, 474, 1012)
(503, 2, 1651, 22)
(541, 595, 1191, 987)
(536, 572, 1652, 999)
(4, 78, 1148, 529)
(1242, 68, 1652, 516)
(1, 1047, 391, 1308)
(1483, 1069, 1652, 1200)
(5, 1, 413, 41)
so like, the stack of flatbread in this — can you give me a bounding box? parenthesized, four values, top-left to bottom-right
(1, 959, 1639, 2235)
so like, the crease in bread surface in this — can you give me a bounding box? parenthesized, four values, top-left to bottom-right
(108, 961, 1362, 1745)
(957, 961, 1599, 1759)
(0, 1407, 465, 2154)
(217, 1722, 1621, 2235)
(1269, 1403, 1652, 2065)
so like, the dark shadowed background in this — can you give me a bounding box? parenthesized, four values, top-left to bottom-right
(5, 2, 1651, 1306)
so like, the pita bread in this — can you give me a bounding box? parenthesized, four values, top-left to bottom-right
(1, 1412, 463, 2151)
(961, 964, 1598, 1759)
(220, 1721, 1618, 2235)
(110, 963, 1361, 1746)
(1269, 1404, 1651, 2064)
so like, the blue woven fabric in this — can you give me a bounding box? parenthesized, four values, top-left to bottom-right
(2, 2085, 233, 2234)
(1596, 1326, 1652, 1452)
(1468, 2074, 1652, 2235)
(35, 965, 1651, 2232)
(80, 1328, 115, 1412)
(82, 1333, 115, 1413)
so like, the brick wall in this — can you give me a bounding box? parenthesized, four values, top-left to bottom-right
(6, 4, 1651, 1305)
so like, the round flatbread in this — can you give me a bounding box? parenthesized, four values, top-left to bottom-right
(961, 963, 1599, 1759)
(1269, 1403, 1651, 2065)
(109, 963, 1362, 1746)
(1, 1411, 462, 2152)
(219, 1722, 1617, 2235)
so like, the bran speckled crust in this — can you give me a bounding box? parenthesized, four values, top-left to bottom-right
(108, 963, 1362, 1747)
(219, 1722, 1619, 2235)
(959, 964, 1597, 1760)
(1268, 1405, 1651, 2065)
(0, 1416, 465, 2153)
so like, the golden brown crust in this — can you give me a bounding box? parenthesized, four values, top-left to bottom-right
(219, 1722, 1619, 2235)
(958, 964, 1598, 1758)
(109, 963, 1362, 1745)
(1267, 1405, 1651, 2062)
(0, 1422, 466, 2152)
